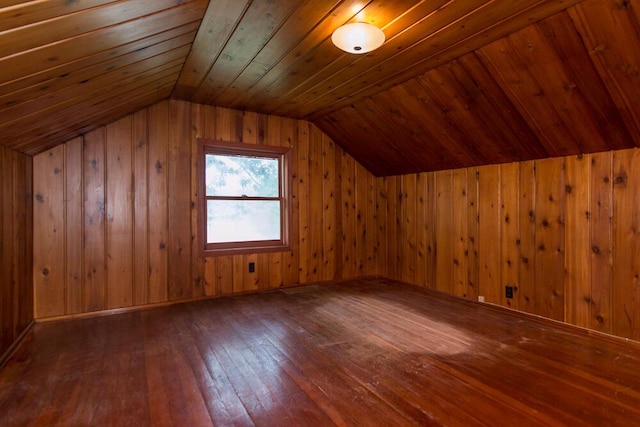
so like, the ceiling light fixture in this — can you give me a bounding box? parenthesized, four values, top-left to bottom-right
(331, 22, 385, 54)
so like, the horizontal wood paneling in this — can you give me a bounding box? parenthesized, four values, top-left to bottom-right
(381, 148, 640, 342)
(32, 100, 380, 318)
(0, 146, 33, 359)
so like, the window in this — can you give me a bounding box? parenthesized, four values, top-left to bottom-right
(198, 139, 291, 255)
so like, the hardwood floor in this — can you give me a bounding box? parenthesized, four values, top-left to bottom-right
(2, 278, 640, 426)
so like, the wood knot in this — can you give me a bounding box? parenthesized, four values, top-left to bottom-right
(542, 219, 550, 228)
(35, 194, 44, 203)
(614, 171, 628, 186)
(522, 257, 529, 264)
(565, 185, 572, 194)
(592, 246, 600, 254)
(42, 268, 49, 276)
(596, 315, 605, 324)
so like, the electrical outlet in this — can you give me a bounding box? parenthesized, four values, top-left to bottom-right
(478, 296, 485, 303)
(505, 285, 514, 299)
(248, 262, 255, 273)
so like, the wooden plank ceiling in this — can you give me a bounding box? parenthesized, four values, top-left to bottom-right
(1, 0, 639, 175)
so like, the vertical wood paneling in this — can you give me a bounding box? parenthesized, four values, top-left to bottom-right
(356, 162, 369, 276)
(267, 115, 284, 288)
(414, 173, 427, 287)
(366, 171, 378, 276)
(297, 121, 311, 283)
(322, 134, 336, 282)
(466, 167, 479, 301)
(341, 152, 357, 279)
(534, 157, 565, 321)
(282, 117, 300, 287)
(308, 124, 323, 283)
(0, 146, 33, 360)
(133, 109, 149, 305)
(425, 172, 437, 290)
(34, 146, 66, 317)
(478, 165, 501, 303)
(168, 100, 192, 300)
(32, 100, 380, 320)
(106, 117, 133, 309)
(147, 102, 169, 303)
(518, 161, 536, 313)
(385, 176, 399, 280)
(612, 149, 640, 340)
(590, 151, 613, 334)
(64, 138, 83, 314)
(452, 169, 468, 298)
(564, 154, 591, 327)
(401, 174, 416, 284)
(190, 104, 206, 298)
(83, 128, 107, 312)
(500, 163, 519, 309)
(435, 170, 453, 294)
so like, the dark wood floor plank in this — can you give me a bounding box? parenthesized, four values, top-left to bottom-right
(2, 278, 640, 426)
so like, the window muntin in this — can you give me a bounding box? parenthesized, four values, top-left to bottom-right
(199, 140, 291, 255)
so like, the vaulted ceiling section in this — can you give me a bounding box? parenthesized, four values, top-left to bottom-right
(1, 0, 639, 175)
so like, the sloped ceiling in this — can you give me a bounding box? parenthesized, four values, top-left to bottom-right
(1, 0, 639, 176)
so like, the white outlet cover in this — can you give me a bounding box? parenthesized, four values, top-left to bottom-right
(478, 296, 485, 303)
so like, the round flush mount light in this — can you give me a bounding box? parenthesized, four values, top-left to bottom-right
(331, 22, 385, 54)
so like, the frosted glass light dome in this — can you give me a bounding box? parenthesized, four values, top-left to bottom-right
(331, 22, 385, 54)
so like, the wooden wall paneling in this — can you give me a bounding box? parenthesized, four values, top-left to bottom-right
(167, 101, 193, 300)
(147, 102, 169, 304)
(401, 174, 417, 284)
(200, 104, 218, 296)
(466, 167, 479, 301)
(435, 170, 453, 295)
(385, 177, 399, 281)
(64, 138, 84, 314)
(366, 169, 378, 276)
(297, 120, 311, 283)
(500, 163, 519, 309)
(533, 157, 565, 321)
(244, 111, 269, 291)
(589, 151, 613, 334)
(452, 168, 469, 298)
(256, 113, 272, 290)
(33, 146, 66, 317)
(321, 133, 337, 282)
(612, 149, 640, 340)
(307, 123, 323, 283)
(214, 107, 238, 295)
(216, 108, 244, 292)
(267, 116, 284, 288)
(281, 117, 300, 287)
(83, 128, 107, 312)
(478, 165, 501, 304)
(356, 161, 369, 277)
(375, 177, 389, 280)
(106, 116, 134, 309)
(190, 103, 205, 298)
(425, 172, 437, 290)
(414, 173, 428, 288)
(564, 154, 591, 327)
(0, 147, 33, 358)
(1, 148, 11, 350)
(340, 150, 357, 279)
(133, 109, 150, 305)
(518, 161, 537, 313)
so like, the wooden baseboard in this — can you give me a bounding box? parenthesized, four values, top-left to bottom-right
(0, 320, 35, 370)
(35, 276, 382, 324)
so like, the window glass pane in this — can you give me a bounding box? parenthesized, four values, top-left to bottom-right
(205, 154, 279, 197)
(207, 200, 281, 243)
